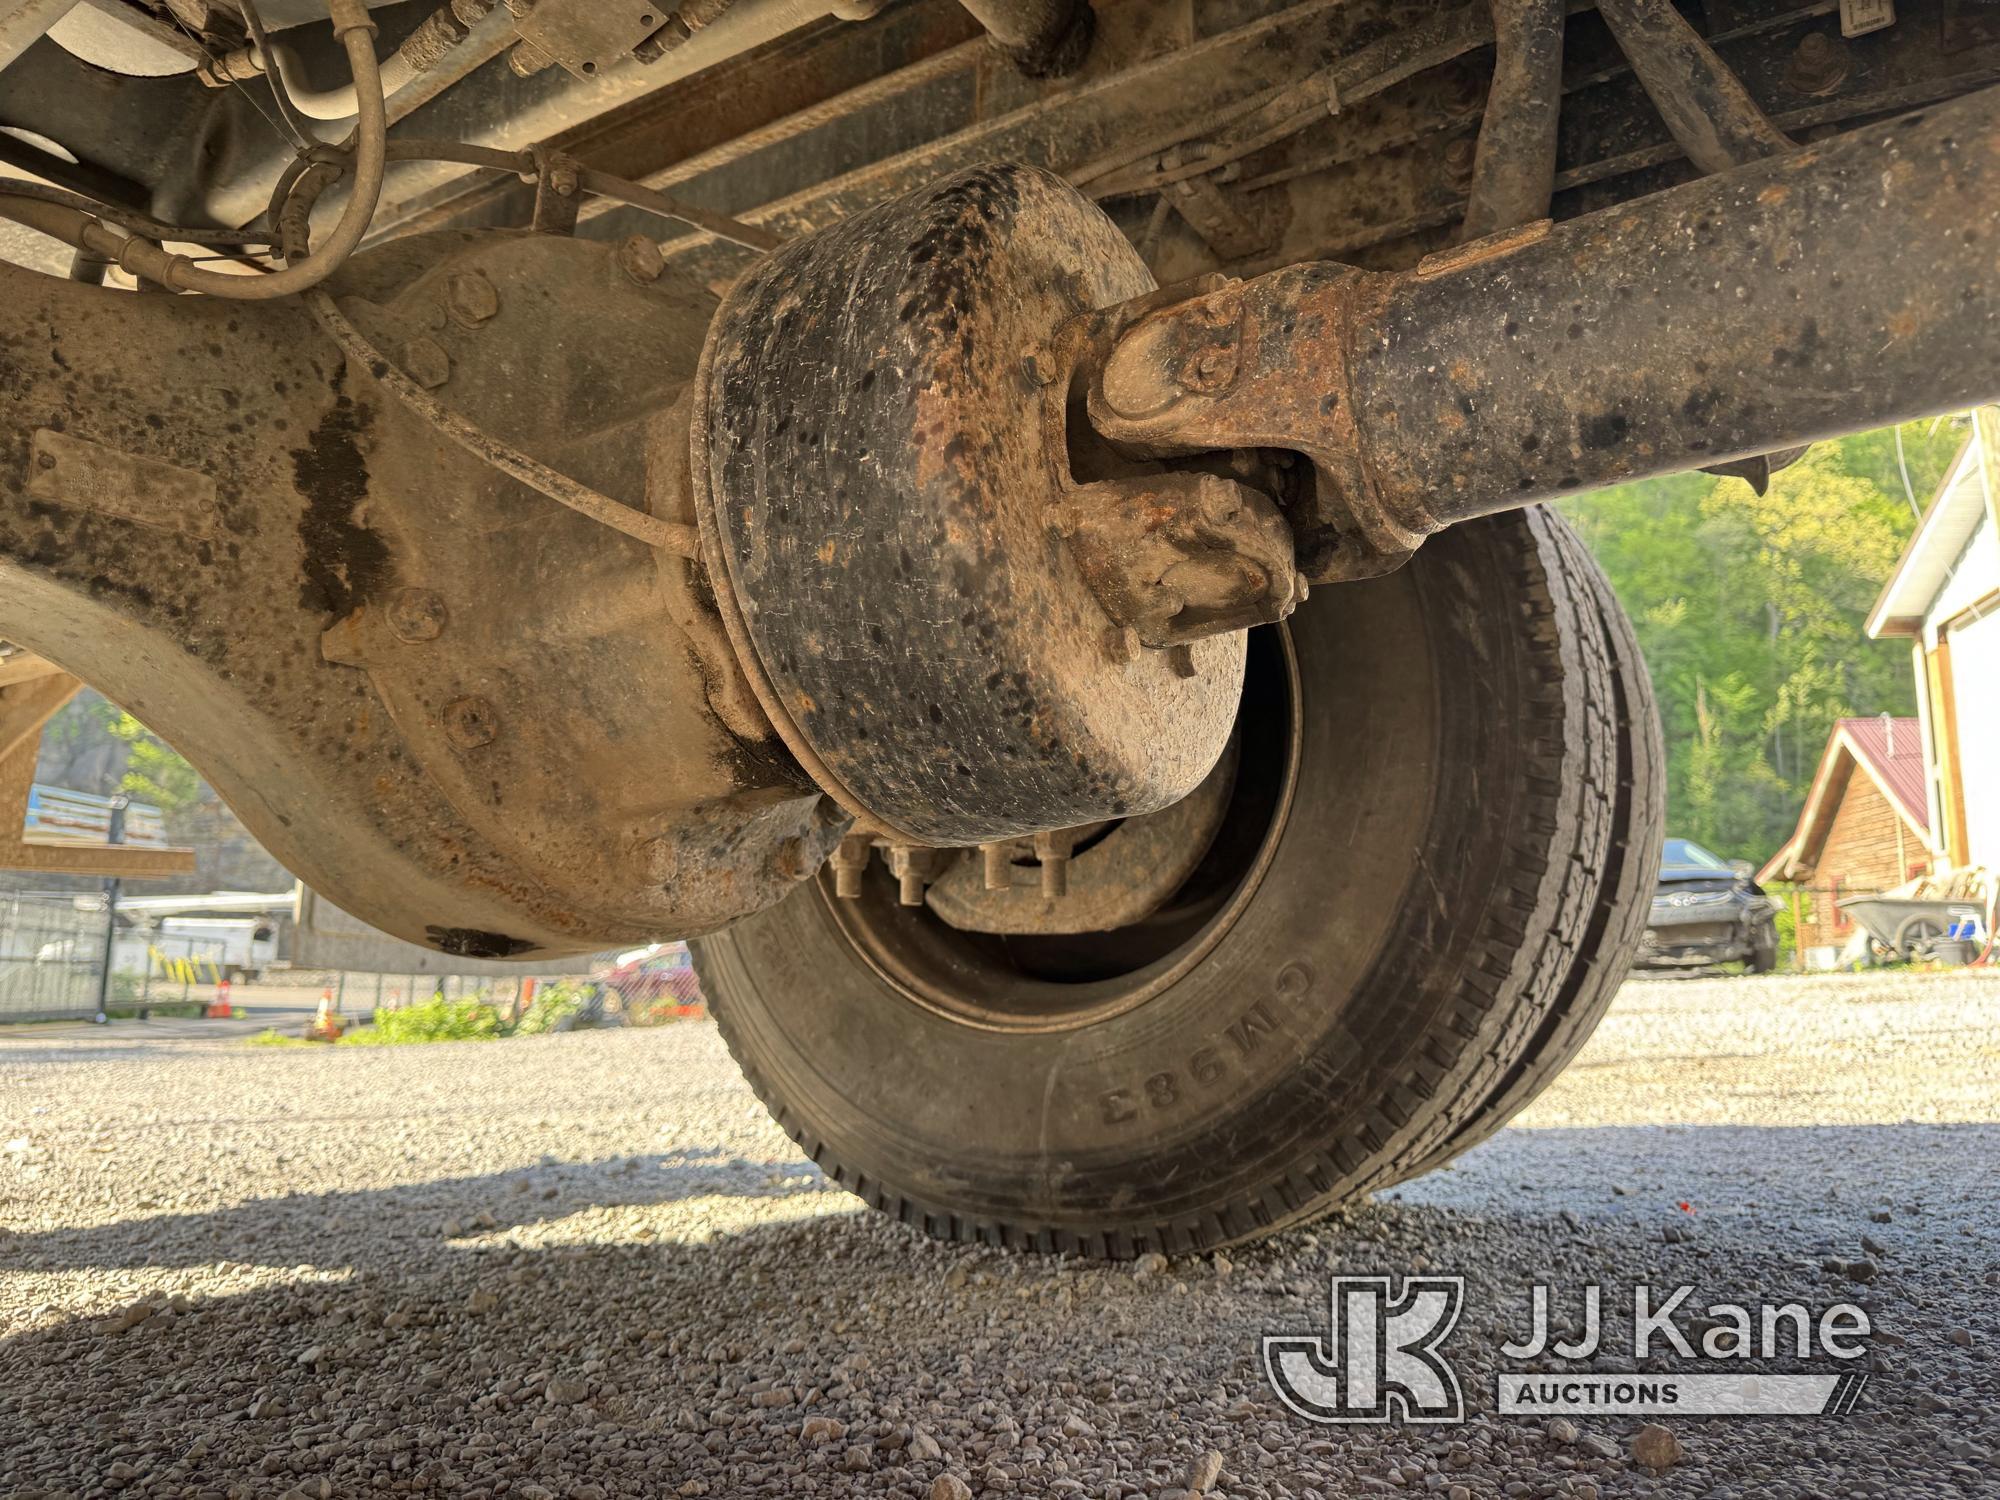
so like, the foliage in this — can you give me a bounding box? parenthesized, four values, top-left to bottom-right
(513, 980, 591, 1035)
(106, 710, 202, 828)
(1558, 417, 1966, 866)
(359, 996, 510, 1044)
(1766, 883, 1809, 967)
(244, 982, 624, 1047)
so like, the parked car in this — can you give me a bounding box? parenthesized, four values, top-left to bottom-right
(1636, 839, 1781, 972)
(596, 944, 706, 1021)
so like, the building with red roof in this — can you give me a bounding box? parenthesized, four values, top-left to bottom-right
(1759, 717, 1934, 960)
(1761, 410, 1999, 964)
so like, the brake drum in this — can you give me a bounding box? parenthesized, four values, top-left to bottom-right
(693, 163, 1245, 845)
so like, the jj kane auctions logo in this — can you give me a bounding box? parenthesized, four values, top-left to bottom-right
(1264, 1278, 1872, 1423)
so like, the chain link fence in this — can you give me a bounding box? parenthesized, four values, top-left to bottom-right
(0, 889, 108, 1023)
(0, 908, 707, 1032)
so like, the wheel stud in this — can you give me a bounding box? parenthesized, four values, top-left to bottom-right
(1033, 831, 1074, 898)
(980, 840, 1017, 891)
(830, 834, 873, 899)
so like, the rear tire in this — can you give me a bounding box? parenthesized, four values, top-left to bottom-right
(692, 506, 1663, 1255)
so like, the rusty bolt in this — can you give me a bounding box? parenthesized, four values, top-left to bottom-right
(385, 587, 448, 643)
(442, 695, 498, 750)
(830, 834, 872, 899)
(402, 336, 451, 390)
(616, 234, 666, 285)
(1103, 624, 1142, 665)
(444, 270, 500, 328)
(1785, 32, 1851, 97)
(1168, 644, 1198, 679)
(1176, 340, 1239, 395)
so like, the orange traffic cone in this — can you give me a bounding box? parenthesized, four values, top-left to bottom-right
(206, 977, 233, 1019)
(307, 992, 343, 1041)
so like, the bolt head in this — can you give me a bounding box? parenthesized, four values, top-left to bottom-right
(385, 587, 448, 643)
(1785, 32, 1850, 96)
(444, 270, 500, 328)
(615, 234, 666, 285)
(442, 695, 498, 750)
(1177, 341, 1239, 394)
(402, 336, 451, 390)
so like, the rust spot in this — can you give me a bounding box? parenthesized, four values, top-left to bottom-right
(292, 386, 388, 619)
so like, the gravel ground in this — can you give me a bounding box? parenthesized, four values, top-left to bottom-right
(1, 970, 1996, 1500)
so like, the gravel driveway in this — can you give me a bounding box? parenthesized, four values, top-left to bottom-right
(2, 971, 1996, 1499)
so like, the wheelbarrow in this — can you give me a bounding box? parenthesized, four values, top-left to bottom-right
(1837, 896, 1987, 964)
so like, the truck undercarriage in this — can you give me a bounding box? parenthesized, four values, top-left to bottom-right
(1, 0, 1992, 1252)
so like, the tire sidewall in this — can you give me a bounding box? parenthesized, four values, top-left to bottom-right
(699, 508, 1608, 1246)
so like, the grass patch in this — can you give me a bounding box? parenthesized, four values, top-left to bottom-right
(244, 981, 651, 1047)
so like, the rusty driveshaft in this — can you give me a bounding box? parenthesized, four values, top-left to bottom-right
(1089, 84, 2000, 582)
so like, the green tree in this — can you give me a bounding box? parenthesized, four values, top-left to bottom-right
(1559, 417, 1966, 865)
(106, 710, 202, 837)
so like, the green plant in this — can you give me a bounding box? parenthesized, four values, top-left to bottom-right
(1767, 882, 1808, 968)
(365, 996, 509, 1044)
(514, 980, 590, 1035)
(247, 1028, 311, 1047)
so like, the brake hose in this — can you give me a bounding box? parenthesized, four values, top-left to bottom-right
(55, 0, 385, 300)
